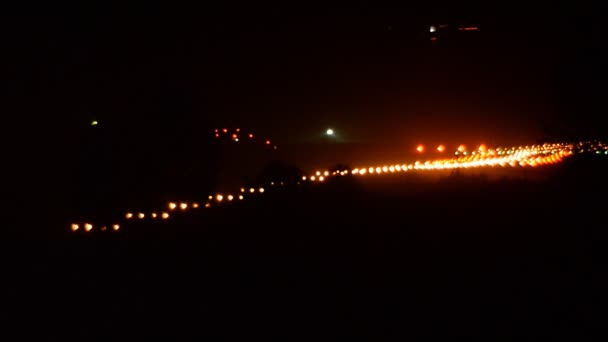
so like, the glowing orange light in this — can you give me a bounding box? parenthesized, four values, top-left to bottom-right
(227, 195, 234, 201)
(259, 187, 265, 193)
(458, 145, 466, 152)
(180, 203, 187, 210)
(214, 129, 219, 133)
(192, 203, 199, 208)
(249, 188, 255, 193)
(169, 202, 177, 210)
(161, 212, 169, 219)
(265, 140, 271, 145)
(71, 224, 79, 232)
(437, 145, 445, 153)
(249, 133, 254, 138)
(216, 194, 223, 202)
(126, 213, 133, 219)
(238, 195, 244, 200)
(85, 223, 93, 232)
(112, 224, 120, 231)
(138, 213, 145, 219)
(416, 145, 425, 153)
(205, 203, 211, 208)
(478, 144, 487, 153)
(236, 128, 240, 132)
(222, 128, 228, 133)
(151, 213, 158, 218)
(232, 134, 237, 139)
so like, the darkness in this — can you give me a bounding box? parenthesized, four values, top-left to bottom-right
(1, 2, 604, 339)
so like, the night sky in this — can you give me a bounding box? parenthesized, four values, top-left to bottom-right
(4, 2, 606, 219)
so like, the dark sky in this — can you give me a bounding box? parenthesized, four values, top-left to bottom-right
(8, 2, 605, 142)
(3, 2, 606, 217)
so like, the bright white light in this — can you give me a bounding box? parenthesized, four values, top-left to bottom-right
(326, 128, 334, 136)
(430, 25, 436, 33)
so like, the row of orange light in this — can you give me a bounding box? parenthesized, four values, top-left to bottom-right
(71, 223, 120, 232)
(304, 144, 574, 180)
(69, 142, 580, 232)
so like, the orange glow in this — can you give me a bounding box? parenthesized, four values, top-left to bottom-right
(216, 194, 223, 202)
(138, 213, 145, 219)
(478, 144, 487, 153)
(232, 134, 237, 139)
(238, 195, 244, 200)
(222, 128, 228, 133)
(259, 187, 265, 193)
(180, 203, 188, 210)
(249, 188, 255, 193)
(265, 140, 271, 145)
(192, 203, 199, 209)
(151, 213, 158, 218)
(458, 26, 478, 31)
(214, 129, 218, 133)
(85, 223, 93, 232)
(71, 224, 79, 232)
(458, 144, 466, 152)
(112, 224, 120, 231)
(162, 212, 169, 219)
(416, 145, 424, 153)
(169, 202, 177, 210)
(319, 176, 325, 181)
(205, 203, 211, 208)
(437, 145, 445, 153)
(126, 213, 133, 219)
(215, 133, 219, 138)
(227, 195, 234, 201)
(236, 128, 240, 132)
(249, 133, 254, 138)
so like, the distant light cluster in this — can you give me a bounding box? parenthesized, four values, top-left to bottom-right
(214, 127, 278, 150)
(70, 139, 606, 233)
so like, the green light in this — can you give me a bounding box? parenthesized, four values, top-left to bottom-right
(91, 120, 98, 126)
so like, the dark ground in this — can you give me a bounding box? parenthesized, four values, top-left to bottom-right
(2, 154, 602, 339)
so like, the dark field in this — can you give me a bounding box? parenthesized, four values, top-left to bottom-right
(3, 155, 602, 339)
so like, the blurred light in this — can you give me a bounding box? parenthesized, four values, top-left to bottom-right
(169, 202, 177, 210)
(126, 213, 133, 219)
(478, 144, 487, 153)
(302, 176, 307, 180)
(91, 120, 98, 126)
(151, 213, 158, 218)
(323, 171, 329, 176)
(311, 176, 316, 181)
(326, 128, 334, 135)
(417, 145, 424, 153)
(238, 195, 244, 200)
(376, 167, 382, 173)
(382, 166, 388, 172)
(266, 140, 271, 145)
(227, 195, 234, 201)
(180, 203, 187, 210)
(205, 203, 211, 208)
(437, 145, 445, 153)
(389, 166, 395, 172)
(216, 194, 223, 202)
(71, 224, 79, 232)
(85, 223, 93, 232)
(192, 203, 199, 208)
(222, 128, 228, 133)
(236, 128, 240, 132)
(430, 25, 436, 33)
(112, 224, 120, 231)
(259, 187, 265, 193)
(249, 133, 254, 138)
(138, 213, 145, 219)
(240, 188, 245, 193)
(161, 212, 169, 219)
(316, 171, 321, 176)
(232, 134, 237, 139)
(249, 188, 255, 193)
(101, 226, 107, 231)
(319, 176, 325, 181)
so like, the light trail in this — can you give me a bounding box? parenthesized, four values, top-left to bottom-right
(70, 139, 607, 233)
